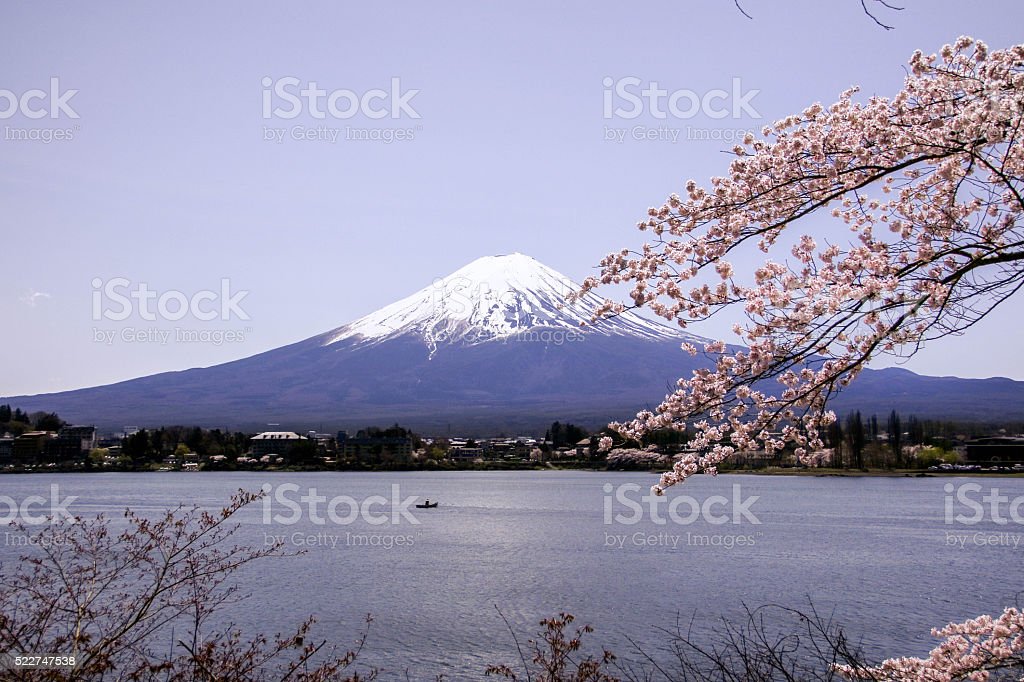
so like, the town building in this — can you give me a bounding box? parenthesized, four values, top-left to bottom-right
(12, 431, 56, 465)
(37, 426, 100, 463)
(60, 425, 98, 452)
(337, 430, 412, 463)
(0, 435, 13, 466)
(447, 438, 484, 459)
(250, 431, 308, 458)
(965, 437, 1024, 465)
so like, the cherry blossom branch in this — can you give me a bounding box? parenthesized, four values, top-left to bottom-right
(581, 37, 1024, 494)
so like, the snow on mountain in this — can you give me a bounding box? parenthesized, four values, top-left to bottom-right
(8, 252, 1024, 433)
(322, 252, 704, 354)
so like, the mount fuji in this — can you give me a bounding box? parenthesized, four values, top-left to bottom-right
(321, 253, 701, 353)
(7, 253, 1024, 433)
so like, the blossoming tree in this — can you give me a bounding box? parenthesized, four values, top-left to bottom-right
(584, 36, 1023, 492)
(582, 36, 1024, 680)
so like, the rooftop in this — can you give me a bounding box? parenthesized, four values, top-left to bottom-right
(251, 431, 306, 441)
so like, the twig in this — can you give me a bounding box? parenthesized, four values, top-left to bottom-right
(494, 604, 532, 682)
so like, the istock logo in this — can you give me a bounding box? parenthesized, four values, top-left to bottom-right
(261, 76, 421, 120)
(602, 76, 760, 120)
(260, 483, 421, 526)
(0, 485, 78, 525)
(944, 482, 1024, 525)
(0, 78, 79, 119)
(603, 483, 761, 525)
(91, 277, 250, 322)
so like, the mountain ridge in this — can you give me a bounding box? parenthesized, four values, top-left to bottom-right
(319, 252, 704, 354)
(4, 254, 1024, 434)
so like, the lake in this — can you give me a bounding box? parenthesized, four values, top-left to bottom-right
(1, 471, 1021, 679)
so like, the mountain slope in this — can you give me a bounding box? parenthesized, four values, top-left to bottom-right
(5, 254, 1024, 433)
(6, 254, 706, 432)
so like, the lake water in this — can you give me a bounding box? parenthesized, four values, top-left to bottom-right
(1, 471, 1022, 679)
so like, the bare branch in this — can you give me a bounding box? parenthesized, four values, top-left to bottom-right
(728, 0, 902, 28)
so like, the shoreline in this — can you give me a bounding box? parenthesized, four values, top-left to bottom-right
(724, 467, 1024, 478)
(3, 464, 1024, 478)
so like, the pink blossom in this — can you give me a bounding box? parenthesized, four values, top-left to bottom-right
(584, 35, 1024, 680)
(584, 37, 1023, 492)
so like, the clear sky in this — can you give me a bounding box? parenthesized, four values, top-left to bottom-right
(2, 0, 1022, 397)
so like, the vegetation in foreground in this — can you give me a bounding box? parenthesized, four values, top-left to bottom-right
(0, 491, 372, 682)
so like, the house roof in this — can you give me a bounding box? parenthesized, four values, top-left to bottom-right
(251, 431, 306, 441)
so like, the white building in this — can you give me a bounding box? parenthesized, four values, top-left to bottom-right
(250, 431, 307, 458)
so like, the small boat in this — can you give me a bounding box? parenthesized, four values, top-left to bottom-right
(415, 500, 439, 509)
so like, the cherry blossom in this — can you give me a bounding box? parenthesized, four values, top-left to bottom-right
(836, 606, 1024, 681)
(581, 36, 1024, 681)
(579, 37, 1024, 497)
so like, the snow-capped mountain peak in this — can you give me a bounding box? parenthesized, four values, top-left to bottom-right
(323, 253, 703, 352)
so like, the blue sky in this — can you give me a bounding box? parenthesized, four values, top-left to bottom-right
(2, 0, 1022, 396)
